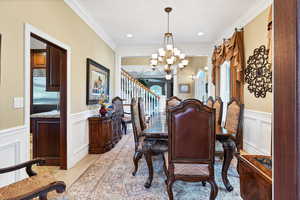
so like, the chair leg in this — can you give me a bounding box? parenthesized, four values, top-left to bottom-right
(124, 123, 127, 135)
(166, 178, 175, 200)
(144, 150, 154, 188)
(161, 153, 168, 178)
(208, 179, 218, 200)
(39, 193, 47, 200)
(132, 151, 143, 176)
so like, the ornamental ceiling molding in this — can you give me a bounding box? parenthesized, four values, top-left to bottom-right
(64, 0, 117, 50)
(213, 0, 272, 46)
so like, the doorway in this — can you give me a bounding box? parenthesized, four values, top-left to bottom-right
(25, 24, 69, 170)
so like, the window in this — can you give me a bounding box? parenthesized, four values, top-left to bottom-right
(150, 85, 163, 96)
(33, 69, 59, 105)
(220, 61, 230, 124)
(195, 71, 207, 101)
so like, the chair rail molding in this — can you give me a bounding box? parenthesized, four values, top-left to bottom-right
(0, 126, 28, 187)
(243, 109, 272, 155)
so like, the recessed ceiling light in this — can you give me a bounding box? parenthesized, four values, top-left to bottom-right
(197, 32, 204, 36)
(126, 34, 133, 38)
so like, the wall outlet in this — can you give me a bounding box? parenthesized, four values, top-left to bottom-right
(13, 97, 24, 109)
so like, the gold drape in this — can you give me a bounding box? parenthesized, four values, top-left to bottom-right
(211, 30, 245, 85)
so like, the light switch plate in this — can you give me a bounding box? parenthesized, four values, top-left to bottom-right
(13, 97, 24, 109)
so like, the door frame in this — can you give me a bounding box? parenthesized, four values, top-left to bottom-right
(24, 24, 71, 169)
(274, 0, 300, 199)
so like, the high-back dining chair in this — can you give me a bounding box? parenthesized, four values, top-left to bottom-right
(131, 98, 168, 188)
(213, 97, 223, 126)
(138, 97, 148, 131)
(224, 98, 244, 152)
(206, 96, 214, 108)
(112, 96, 131, 135)
(166, 96, 182, 110)
(164, 99, 218, 200)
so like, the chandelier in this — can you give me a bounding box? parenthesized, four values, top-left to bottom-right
(150, 7, 189, 80)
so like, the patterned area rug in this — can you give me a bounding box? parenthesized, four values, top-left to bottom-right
(65, 133, 242, 200)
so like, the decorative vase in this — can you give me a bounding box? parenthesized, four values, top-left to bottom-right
(99, 105, 107, 117)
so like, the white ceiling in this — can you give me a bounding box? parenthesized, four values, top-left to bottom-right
(74, 0, 266, 48)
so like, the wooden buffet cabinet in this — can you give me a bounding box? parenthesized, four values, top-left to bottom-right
(238, 155, 272, 200)
(88, 113, 122, 154)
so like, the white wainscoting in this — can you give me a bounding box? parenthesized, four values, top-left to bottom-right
(243, 109, 272, 155)
(0, 126, 29, 187)
(68, 109, 97, 168)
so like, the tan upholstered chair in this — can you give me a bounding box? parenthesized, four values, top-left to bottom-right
(224, 98, 244, 151)
(138, 97, 149, 131)
(166, 96, 182, 110)
(131, 98, 168, 188)
(112, 96, 131, 135)
(164, 99, 218, 200)
(206, 96, 214, 108)
(0, 159, 65, 200)
(213, 97, 223, 126)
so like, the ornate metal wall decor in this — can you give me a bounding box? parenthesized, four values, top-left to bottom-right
(245, 45, 272, 98)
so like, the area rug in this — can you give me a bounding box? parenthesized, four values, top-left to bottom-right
(66, 133, 242, 200)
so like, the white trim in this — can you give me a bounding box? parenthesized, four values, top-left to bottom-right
(24, 24, 72, 169)
(64, 0, 116, 50)
(243, 109, 272, 155)
(213, 0, 272, 45)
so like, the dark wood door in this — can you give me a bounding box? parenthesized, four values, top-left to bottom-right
(46, 44, 62, 91)
(274, 0, 300, 199)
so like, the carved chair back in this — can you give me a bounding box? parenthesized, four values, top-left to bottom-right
(168, 99, 216, 170)
(213, 97, 223, 126)
(138, 97, 147, 130)
(166, 96, 182, 110)
(131, 98, 143, 146)
(206, 96, 214, 108)
(224, 98, 244, 151)
(112, 96, 124, 117)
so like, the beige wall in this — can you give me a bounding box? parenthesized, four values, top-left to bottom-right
(244, 7, 272, 113)
(0, 0, 115, 130)
(176, 56, 208, 99)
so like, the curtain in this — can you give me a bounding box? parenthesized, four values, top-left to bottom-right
(211, 30, 245, 100)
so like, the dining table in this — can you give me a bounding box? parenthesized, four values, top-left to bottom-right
(142, 113, 236, 192)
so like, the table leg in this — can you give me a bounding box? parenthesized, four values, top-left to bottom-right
(221, 139, 235, 192)
(144, 150, 153, 188)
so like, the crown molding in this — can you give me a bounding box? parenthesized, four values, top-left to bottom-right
(213, 0, 272, 46)
(64, 0, 117, 50)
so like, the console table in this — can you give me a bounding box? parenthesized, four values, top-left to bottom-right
(88, 113, 122, 154)
(238, 154, 272, 200)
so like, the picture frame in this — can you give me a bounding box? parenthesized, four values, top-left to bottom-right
(86, 58, 110, 105)
(178, 83, 190, 93)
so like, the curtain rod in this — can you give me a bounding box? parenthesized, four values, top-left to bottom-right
(214, 27, 244, 49)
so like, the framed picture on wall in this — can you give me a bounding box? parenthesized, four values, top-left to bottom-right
(86, 58, 110, 105)
(179, 83, 190, 93)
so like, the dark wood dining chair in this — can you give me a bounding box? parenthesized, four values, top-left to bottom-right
(0, 159, 66, 200)
(164, 99, 218, 200)
(213, 97, 223, 126)
(224, 98, 244, 152)
(112, 96, 131, 135)
(131, 98, 168, 188)
(166, 96, 182, 110)
(138, 97, 149, 131)
(206, 96, 214, 108)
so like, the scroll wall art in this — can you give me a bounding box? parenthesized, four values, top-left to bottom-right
(245, 45, 272, 98)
